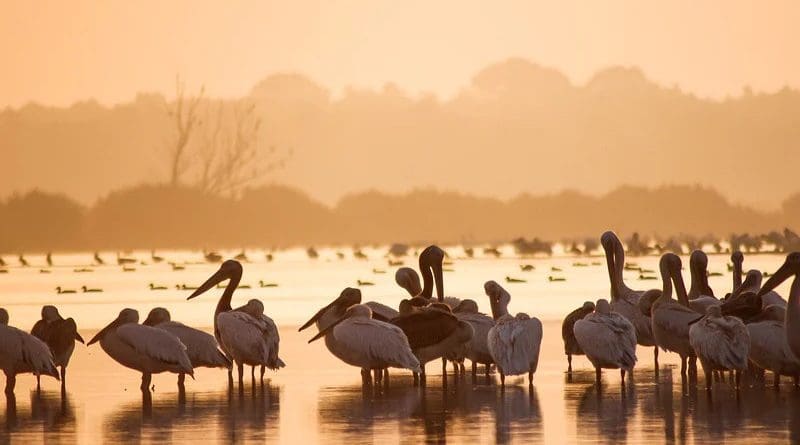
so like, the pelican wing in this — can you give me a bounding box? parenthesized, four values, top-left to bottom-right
(216, 311, 270, 365)
(391, 309, 459, 349)
(260, 314, 285, 369)
(116, 324, 193, 374)
(690, 316, 750, 370)
(574, 313, 637, 370)
(31, 319, 49, 342)
(155, 321, 230, 368)
(334, 318, 421, 372)
(0, 325, 59, 378)
(364, 302, 399, 322)
(488, 315, 543, 375)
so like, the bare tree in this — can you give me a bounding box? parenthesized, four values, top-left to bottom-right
(196, 99, 290, 197)
(166, 76, 204, 186)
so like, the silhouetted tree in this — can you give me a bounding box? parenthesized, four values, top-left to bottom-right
(165, 76, 204, 186)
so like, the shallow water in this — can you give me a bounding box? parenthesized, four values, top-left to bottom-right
(0, 248, 796, 444)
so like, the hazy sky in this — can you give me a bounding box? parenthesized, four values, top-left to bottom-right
(1, 1, 798, 107)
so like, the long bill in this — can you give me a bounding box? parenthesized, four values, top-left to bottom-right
(87, 317, 121, 345)
(758, 261, 794, 297)
(308, 315, 347, 343)
(299, 300, 337, 332)
(187, 268, 229, 300)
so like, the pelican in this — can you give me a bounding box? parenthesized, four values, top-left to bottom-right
(758, 252, 800, 361)
(0, 308, 59, 394)
(232, 299, 286, 381)
(395, 246, 461, 309)
(573, 299, 637, 385)
(745, 305, 800, 388)
(485, 280, 542, 387)
(650, 253, 697, 377)
(30, 306, 84, 388)
(142, 307, 231, 389)
(561, 301, 596, 373)
(689, 305, 749, 389)
(88, 308, 193, 392)
(186, 260, 283, 385)
(308, 304, 420, 384)
(451, 299, 495, 381)
(687, 250, 720, 313)
(601, 231, 658, 369)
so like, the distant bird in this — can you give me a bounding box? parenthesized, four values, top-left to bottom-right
(601, 231, 658, 371)
(149, 283, 168, 290)
(177, 284, 199, 291)
(93, 252, 105, 265)
(30, 305, 84, 388)
(306, 247, 319, 259)
(551, 266, 562, 272)
(88, 308, 193, 392)
(336, 251, 345, 260)
(730, 251, 744, 292)
(485, 281, 542, 387)
(0, 308, 59, 395)
(116, 253, 136, 265)
(81, 285, 102, 293)
(258, 280, 278, 288)
(39, 269, 51, 274)
(171, 263, 186, 271)
(0, 256, 5, 267)
(520, 264, 535, 272)
(122, 266, 136, 272)
(186, 260, 284, 385)
(372, 268, 386, 274)
(73, 268, 93, 273)
(151, 250, 164, 263)
(561, 301, 596, 373)
(234, 250, 248, 262)
(307, 303, 420, 385)
(505, 276, 526, 283)
(548, 276, 566, 282)
(353, 249, 368, 260)
(452, 299, 495, 382)
(265, 253, 274, 262)
(357, 280, 374, 286)
(204, 251, 222, 263)
(394, 246, 462, 310)
(689, 305, 750, 390)
(18, 254, 28, 267)
(142, 307, 231, 389)
(46, 252, 53, 267)
(55, 286, 76, 294)
(638, 274, 657, 281)
(573, 299, 637, 385)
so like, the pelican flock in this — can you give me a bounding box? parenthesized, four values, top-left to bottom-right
(8, 237, 800, 442)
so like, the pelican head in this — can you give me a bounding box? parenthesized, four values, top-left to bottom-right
(308, 304, 372, 343)
(187, 260, 243, 300)
(395, 267, 422, 297)
(236, 299, 265, 318)
(42, 305, 61, 322)
(731, 251, 744, 265)
(453, 299, 479, 314)
(88, 308, 139, 345)
(595, 298, 611, 314)
(743, 269, 763, 289)
(638, 289, 661, 316)
(690, 250, 708, 270)
(721, 291, 762, 319)
(485, 280, 511, 319)
(0, 308, 8, 325)
(143, 307, 171, 326)
(298, 287, 361, 331)
(758, 251, 800, 297)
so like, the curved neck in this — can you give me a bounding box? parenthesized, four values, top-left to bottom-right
(491, 300, 509, 320)
(673, 268, 690, 306)
(659, 263, 673, 302)
(732, 261, 743, 292)
(215, 272, 241, 318)
(420, 265, 433, 299)
(607, 238, 631, 299)
(689, 262, 714, 299)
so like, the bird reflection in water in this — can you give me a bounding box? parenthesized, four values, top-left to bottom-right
(1, 389, 77, 442)
(103, 383, 280, 443)
(317, 375, 541, 444)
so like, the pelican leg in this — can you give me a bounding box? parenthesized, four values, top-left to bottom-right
(413, 372, 419, 386)
(227, 368, 233, 387)
(654, 347, 659, 375)
(735, 371, 741, 389)
(60, 366, 66, 390)
(141, 372, 152, 392)
(360, 368, 372, 386)
(36, 374, 41, 391)
(178, 373, 186, 391)
(251, 366, 256, 384)
(528, 370, 534, 387)
(567, 354, 573, 374)
(595, 368, 602, 386)
(774, 372, 780, 390)
(383, 369, 389, 386)
(485, 364, 491, 385)
(704, 370, 712, 391)
(620, 369, 626, 386)
(472, 362, 477, 384)
(373, 369, 381, 384)
(5, 372, 15, 395)
(237, 362, 244, 386)
(680, 356, 687, 377)
(459, 362, 466, 375)
(260, 365, 265, 383)
(794, 374, 799, 387)
(499, 369, 505, 388)
(421, 367, 427, 387)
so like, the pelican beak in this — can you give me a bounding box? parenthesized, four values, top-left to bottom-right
(687, 315, 704, 326)
(432, 257, 444, 302)
(603, 241, 616, 296)
(187, 268, 228, 300)
(299, 289, 360, 332)
(75, 332, 85, 344)
(308, 314, 347, 343)
(299, 301, 336, 332)
(87, 317, 121, 345)
(758, 261, 793, 297)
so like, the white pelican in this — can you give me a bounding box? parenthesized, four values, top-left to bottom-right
(233, 299, 286, 381)
(395, 246, 462, 309)
(0, 308, 59, 395)
(650, 253, 697, 377)
(573, 299, 637, 385)
(601, 231, 658, 369)
(187, 260, 284, 385)
(452, 299, 495, 382)
(758, 252, 800, 360)
(307, 304, 421, 383)
(30, 305, 84, 389)
(88, 308, 193, 392)
(688, 305, 750, 390)
(745, 305, 800, 388)
(561, 301, 596, 373)
(142, 307, 231, 389)
(687, 250, 720, 313)
(485, 280, 542, 387)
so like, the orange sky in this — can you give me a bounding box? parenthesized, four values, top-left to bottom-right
(1, 1, 798, 107)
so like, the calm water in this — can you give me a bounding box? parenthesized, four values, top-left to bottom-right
(0, 247, 797, 444)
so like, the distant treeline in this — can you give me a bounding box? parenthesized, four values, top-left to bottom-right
(1, 183, 798, 253)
